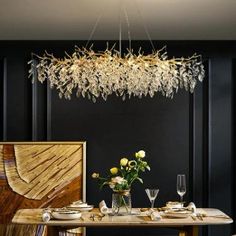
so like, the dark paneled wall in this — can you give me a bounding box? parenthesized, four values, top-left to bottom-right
(0, 41, 235, 236)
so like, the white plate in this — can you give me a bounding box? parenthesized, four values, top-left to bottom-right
(51, 210, 82, 220)
(163, 211, 190, 218)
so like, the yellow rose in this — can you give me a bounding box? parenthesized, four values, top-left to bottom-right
(135, 150, 145, 158)
(91, 172, 99, 178)
(120, 158, 128, 166)
(110, 167, 118, 175)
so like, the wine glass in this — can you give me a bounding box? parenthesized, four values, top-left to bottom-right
(176, 174, 186, 204)
(145, 188, 159, 211)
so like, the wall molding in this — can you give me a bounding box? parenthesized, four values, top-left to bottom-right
(46, 80, 52, 141)
(232, 58, 236, 234)
(32, 59, 38, 141)
(3, 57, 7, 141)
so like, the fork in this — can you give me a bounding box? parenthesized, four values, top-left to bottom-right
(89, 213, 105, 221)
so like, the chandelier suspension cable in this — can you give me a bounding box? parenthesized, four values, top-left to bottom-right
(119, 0, 132, 54)
(119, 0, 123, 56)
(85, 13, 102, 49)
(123, 4, 132, 51)
(134, 0, 155, 52)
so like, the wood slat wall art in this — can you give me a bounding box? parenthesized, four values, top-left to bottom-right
(0, 142, 86, 236)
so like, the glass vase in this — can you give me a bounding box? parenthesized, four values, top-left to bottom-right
(112, 190, 132, 215)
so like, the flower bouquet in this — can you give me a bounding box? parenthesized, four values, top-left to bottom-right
(92, 150, 150, 215)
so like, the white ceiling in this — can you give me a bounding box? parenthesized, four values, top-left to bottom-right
(0, 0, 236, 40)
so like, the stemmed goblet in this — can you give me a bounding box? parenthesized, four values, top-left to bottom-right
(176, 174, 186, 204)
(145, 188, 159, 211)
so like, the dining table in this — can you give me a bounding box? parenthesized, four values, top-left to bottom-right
(12, 208, 233, 236)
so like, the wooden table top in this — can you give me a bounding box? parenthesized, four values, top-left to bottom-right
(12, 208, 233, 227)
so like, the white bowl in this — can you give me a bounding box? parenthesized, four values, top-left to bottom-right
(51, 209, 82, 220)
(166, 201, 183, 209)
(71, 200, 87, 207)
(68, 205, 94, 212)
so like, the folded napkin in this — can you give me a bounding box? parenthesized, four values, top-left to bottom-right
(42, 211, 51, 222)
(99, 200, 109, 214)
(70, 200, 88, 207)
(150, 211, 162, 221)
(187, 202, 197, 213)
(196, 208, 207, 216)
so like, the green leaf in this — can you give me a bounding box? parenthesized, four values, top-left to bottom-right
(146, 166, 151, 171)
(99, 181, 109, 190)
(137, 178, 143, 184)
(140, 167, 145, 172)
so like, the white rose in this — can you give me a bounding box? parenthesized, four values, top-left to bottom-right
(109, 182, 115, 189)
(112, 176, 126, 184)
(135, 150, 145, 158)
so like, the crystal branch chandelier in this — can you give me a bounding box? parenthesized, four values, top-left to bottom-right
(29, 46, 204, 102)
(28, 1, 205, 102)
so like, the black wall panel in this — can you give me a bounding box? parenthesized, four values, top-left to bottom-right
(208, 58, 233, 236)
(233, 59, 236, 234)
(0, 41, 235, 236)
(0, 57, 7, 141)
(0, 58, 4, 141)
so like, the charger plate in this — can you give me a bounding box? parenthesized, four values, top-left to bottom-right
(162, 210, 191, 218)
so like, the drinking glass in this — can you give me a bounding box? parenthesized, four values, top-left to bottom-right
(176, 174, 186, 203)
(145, 188, 159, 211)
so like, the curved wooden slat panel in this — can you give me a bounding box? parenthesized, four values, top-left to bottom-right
(0, 142, 86, 236)
(4, 144, 82, 200)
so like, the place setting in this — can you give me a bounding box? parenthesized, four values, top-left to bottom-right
(139, 174, 231, 222)
(160, 174, 191, 219)
(41, 200, 94, 221)
(141, 174, 204, 221)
